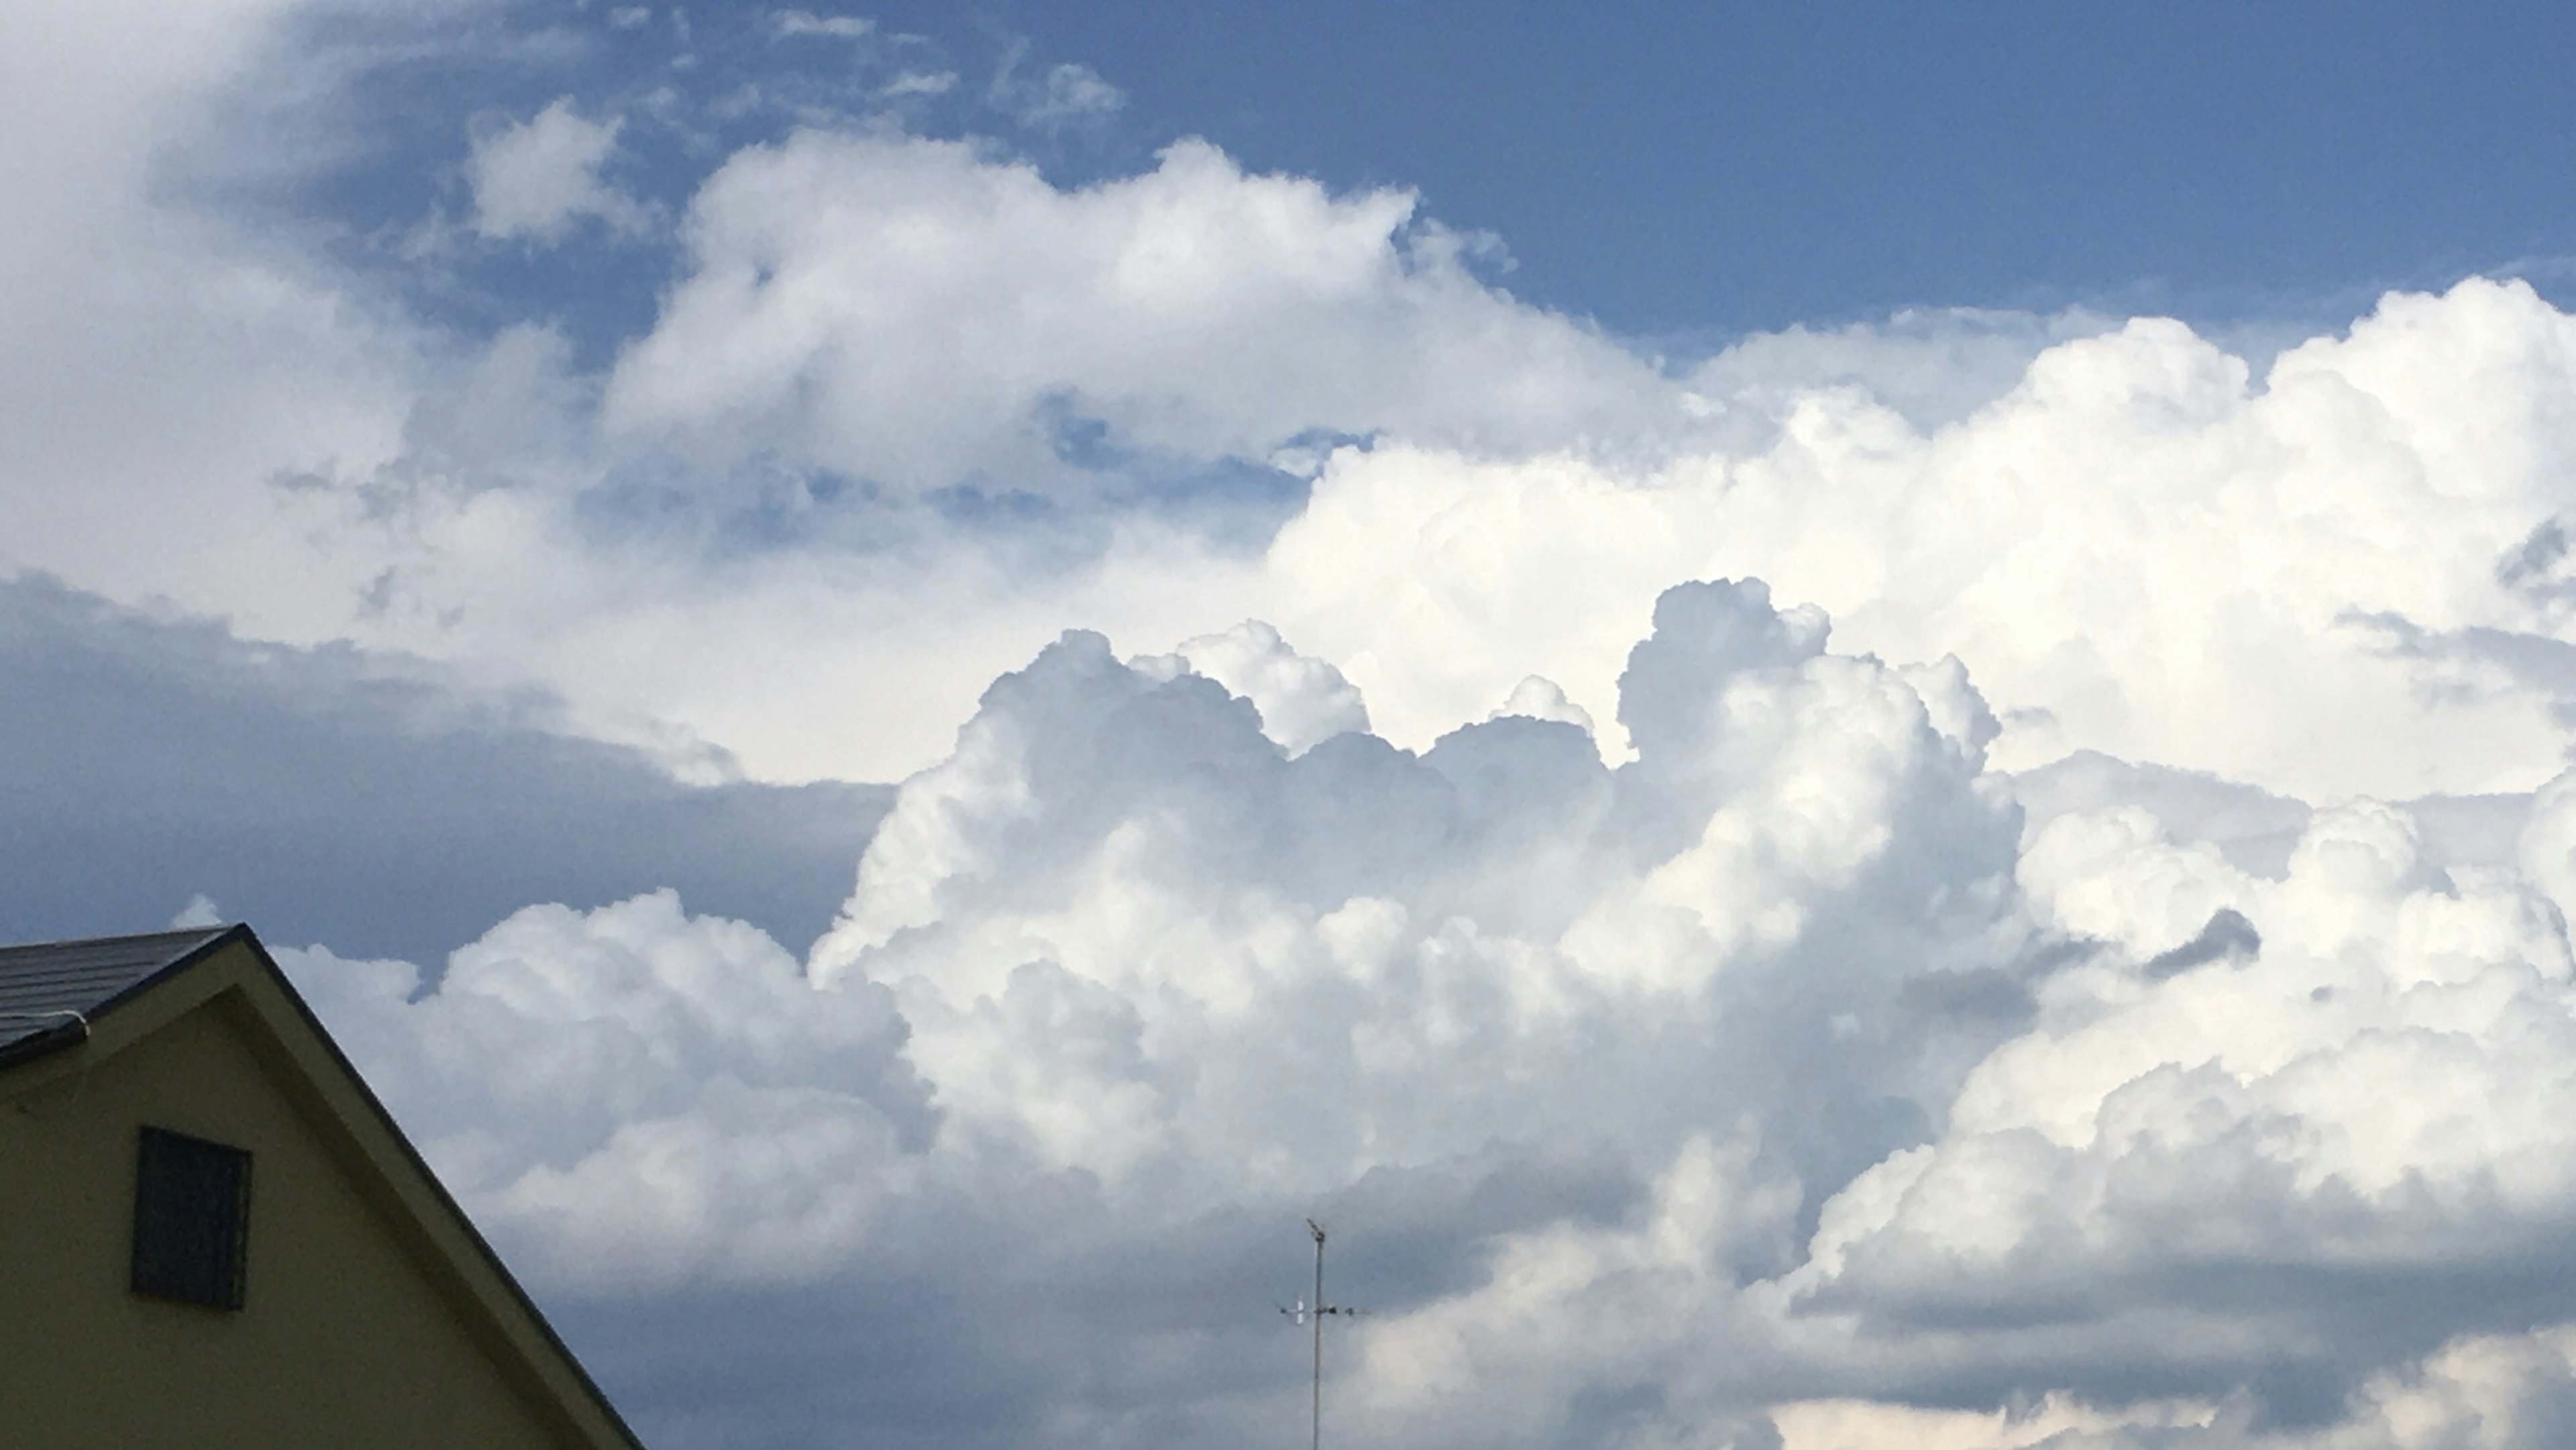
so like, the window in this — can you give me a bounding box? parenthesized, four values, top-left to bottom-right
(131, 1126, 252, 1310)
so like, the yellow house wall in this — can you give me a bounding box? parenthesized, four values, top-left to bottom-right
(0, 986, 586, 1450)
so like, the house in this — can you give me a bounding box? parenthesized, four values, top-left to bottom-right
(0, 925, 647, 1449)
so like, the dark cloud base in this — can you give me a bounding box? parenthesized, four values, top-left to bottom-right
(0, 575, 888, 963)
(545, 1145, 1649, 1450)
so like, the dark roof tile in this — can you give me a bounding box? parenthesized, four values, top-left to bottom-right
(0, 927, 233, 1053)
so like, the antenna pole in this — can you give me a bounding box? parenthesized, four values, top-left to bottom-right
(1281, 1218, 1357, 1449)
(1311, 1221, 1326, 1450)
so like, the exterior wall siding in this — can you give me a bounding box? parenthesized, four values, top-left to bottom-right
(0, 987, 578, 1450)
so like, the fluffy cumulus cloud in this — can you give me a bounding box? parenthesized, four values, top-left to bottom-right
(467, 98, 651, 246)
(601, 132, 1693, 495)
(268, 577, 2576, 1449)
(288, 892, 930, 1286)
(1138, 619, 1372, 756)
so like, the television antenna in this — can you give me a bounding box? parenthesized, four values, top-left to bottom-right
(1277, 1219, 1360, 1450)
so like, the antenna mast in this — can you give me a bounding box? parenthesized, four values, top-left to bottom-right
(1280, 1218, 1356, 1450)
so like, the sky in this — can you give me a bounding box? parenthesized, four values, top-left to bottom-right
(11, 2, 2576, 1447)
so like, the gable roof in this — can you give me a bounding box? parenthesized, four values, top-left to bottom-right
(0, 925, 649, 1450)
(0, 927, 232, 1065)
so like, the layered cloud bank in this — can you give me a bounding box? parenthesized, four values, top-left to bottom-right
(475, 156, 2576, 798)
(18, 85, 2576, 792)
(281, 580, 2576, 1449)
(1269, 284, 2576, 804)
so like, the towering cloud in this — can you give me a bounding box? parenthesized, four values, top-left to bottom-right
(272, 577, 2576, 1447)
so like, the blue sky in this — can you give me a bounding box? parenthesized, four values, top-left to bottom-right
(17, 4, 2576, 1448)
(280, 1, 2576, 356)
(953, 1, 2576, 331)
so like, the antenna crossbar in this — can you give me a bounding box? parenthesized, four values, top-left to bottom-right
(1277, 1218, 1362, 1450)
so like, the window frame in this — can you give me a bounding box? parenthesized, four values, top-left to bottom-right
(129, 1125, 253, 1312)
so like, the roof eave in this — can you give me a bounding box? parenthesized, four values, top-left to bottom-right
(0, 1016, 89, 1072)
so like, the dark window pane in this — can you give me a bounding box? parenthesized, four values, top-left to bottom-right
(131, 1127, 251, 1310)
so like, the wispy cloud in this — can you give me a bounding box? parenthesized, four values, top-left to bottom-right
(988, 40, 1124, 128)
(879, 68, 956, 99)
(771, 9, 872, 42)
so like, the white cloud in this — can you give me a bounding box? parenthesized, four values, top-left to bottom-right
(1685, 305, 2117, 433)
(602, 132, 1695, 495)
(1712, 784, 2576, 1429)
(1260, 281, 2576, 802)
(1491, 676, 1597, 734)
(596, 184, 2576, 802)
(467, 98, 651, 245)
(282, 577, 2576, 1444)
(1772, 1328, 2576, 1449)
(1010, 61, 1123, 127)
(293, 581, 2045, 1440)
(0, 0, 417, 633)
(771, 9, 872, 42)
(981, 40, 1125, 130)
(1140, 619, 1371, 755)
(43, 64, 2576, 806)
(284, 890, 929, 1287)
(1770, 1396, 2220, 1449)
(310, 576, 2035, 1247)
(881, 69, 958, 99)
(169, 893, 225, 929)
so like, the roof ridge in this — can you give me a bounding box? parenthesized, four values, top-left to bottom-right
(0, 924, 235, 955)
